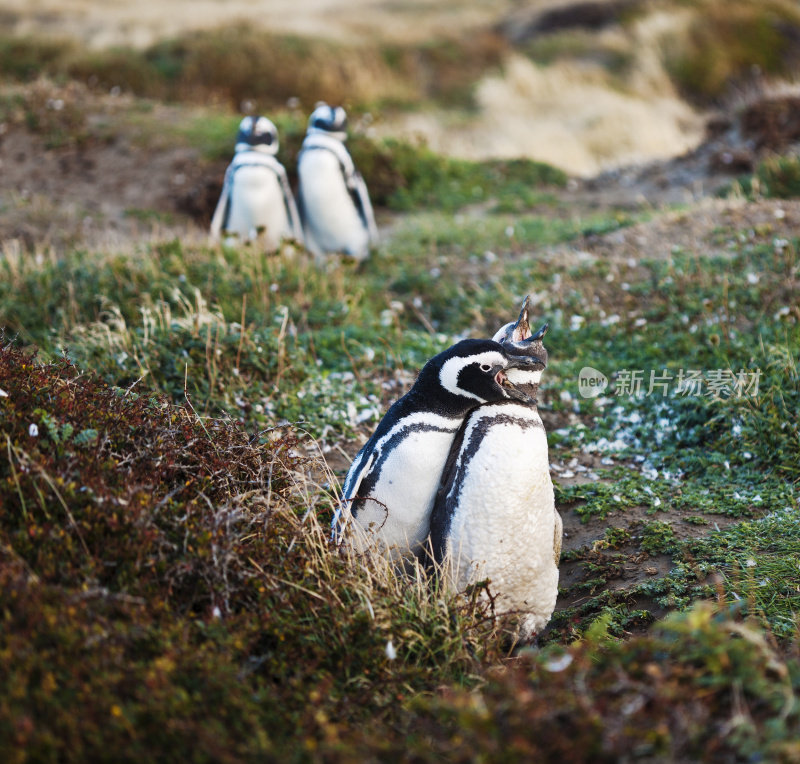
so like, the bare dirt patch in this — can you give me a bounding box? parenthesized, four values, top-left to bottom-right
(552, 198, 800, 268)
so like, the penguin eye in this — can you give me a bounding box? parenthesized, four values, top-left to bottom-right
(480, 363, 492, 372)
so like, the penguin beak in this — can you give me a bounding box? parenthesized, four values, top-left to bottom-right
(507, 348, 547, 370)
(493, 295, 532, 343)
(494, 296, 548, 375)
(527, 322, 548, 343)
(502, 321, 549, 369)
(494, 363, 536, 403)
(509, 295, 532, 342)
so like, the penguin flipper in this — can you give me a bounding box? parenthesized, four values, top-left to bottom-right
(209, 164, 234, 238)
(349, 172, 379, 246)
(332, 449, 376, 542)
(275, 163, 304, 244)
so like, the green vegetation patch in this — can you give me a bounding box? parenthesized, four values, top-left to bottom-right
(359, 139, 566, 212)
(728, 154, 800, 201)
(663, 0, 800, 103)
(645, 508, 800, 639)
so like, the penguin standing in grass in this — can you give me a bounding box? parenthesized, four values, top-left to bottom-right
(333, 338, 542, 560)
(210, 116, 303, 249)
(297, 103, 378, 262)
(429, 297, 562, 641)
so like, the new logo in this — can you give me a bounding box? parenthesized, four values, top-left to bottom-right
(578, 366, 608, 398)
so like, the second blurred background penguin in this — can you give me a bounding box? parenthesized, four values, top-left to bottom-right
(297, 103, 378, 263)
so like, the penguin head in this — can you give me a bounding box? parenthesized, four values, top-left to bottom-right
(235, 116, 279, 155)
(424, 338, 542, 411)
(307, 102, 348, 141)
(492, 295, 548, 396)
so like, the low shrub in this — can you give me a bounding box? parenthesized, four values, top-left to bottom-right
(663, 0, 800, 104)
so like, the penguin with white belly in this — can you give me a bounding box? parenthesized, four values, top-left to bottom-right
(296, 103, 379, 262)
(210, 116, 303, 249)
(429, 297, 562, 641)
(333, 338, 543, 561)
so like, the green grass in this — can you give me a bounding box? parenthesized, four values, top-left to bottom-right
(725, 154, 800, 201)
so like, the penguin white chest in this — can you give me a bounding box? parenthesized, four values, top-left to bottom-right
(298, 151, 368, 257)
(352, 428, 456, 558)
(227, 166, 291, 247)
(437, 405, 559, 639)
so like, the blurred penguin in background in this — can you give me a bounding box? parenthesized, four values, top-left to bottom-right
(297, 103, 379, 262)
(210, 115, 303, 249)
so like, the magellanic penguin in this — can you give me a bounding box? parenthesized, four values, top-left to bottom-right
(296, 103, 379, 262)
(429, 297, 562, 641)
(210, 116, 303, 249)
(333, 338, 543, 561)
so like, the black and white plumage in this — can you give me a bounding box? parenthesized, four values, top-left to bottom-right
(334, 338, 543, 560)
(210, 116, 303, 249)
(429, 298, 562, 640)
(297, 103, 378, 262)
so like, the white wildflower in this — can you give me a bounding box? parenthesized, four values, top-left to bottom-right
(28, 423, 38, 437)
(385, 639, 397, 660)
(569, 315, 585, 331)
(544, 653, 573, 672)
